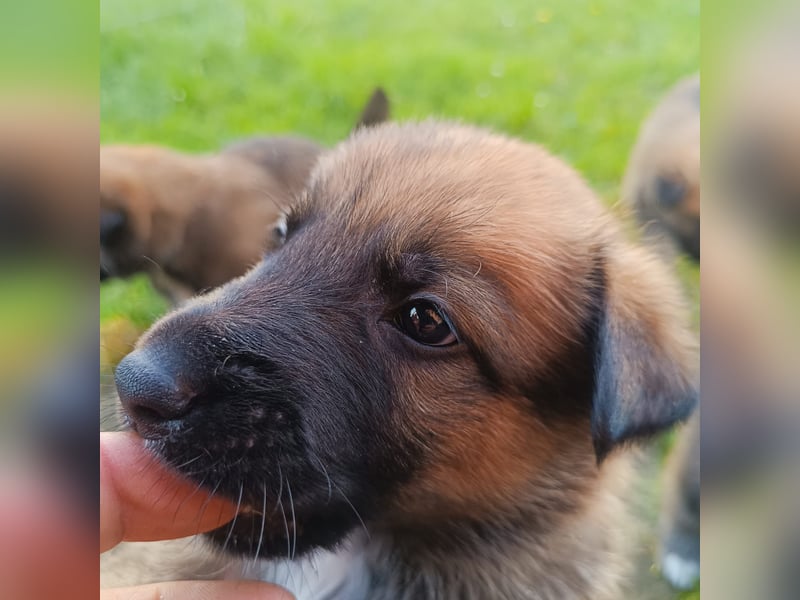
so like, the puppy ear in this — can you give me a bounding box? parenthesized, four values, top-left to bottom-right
(591, 245, 698, 461)
(354, 88, 390, 129)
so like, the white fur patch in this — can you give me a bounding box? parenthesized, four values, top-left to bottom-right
(661, 552, 700, 590)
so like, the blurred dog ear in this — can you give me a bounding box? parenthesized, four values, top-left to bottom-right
(591, 245, 698, 461)
(354, 88, 390, 129)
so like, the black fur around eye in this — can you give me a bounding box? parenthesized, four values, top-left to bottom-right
(394, 300, 457, 347)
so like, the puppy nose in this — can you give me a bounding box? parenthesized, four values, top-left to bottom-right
(115, 350, 195, 438)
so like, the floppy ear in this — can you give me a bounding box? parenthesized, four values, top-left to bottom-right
(591, 245, 698, 461)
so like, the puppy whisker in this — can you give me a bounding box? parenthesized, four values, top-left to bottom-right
(221, 482, 244, 554)
(171, 453, 203, 470)
(308, 450, 333, 504)
(141, 254, 164, 272)
(331, 480, 369, 541)
(170, 472, 208, 524)
(251, 482, 268, 569)
(193, 478, 224, 536)
(271, 468, 284, 518)
(287, 479, 297, 561)
(276, 467, 296, 589)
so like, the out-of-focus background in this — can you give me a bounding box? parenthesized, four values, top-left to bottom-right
(0, 0, 97, 598)
(100, 0, 700, 336)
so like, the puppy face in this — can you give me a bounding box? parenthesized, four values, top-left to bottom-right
(100, 145, 211, 281)
(100, 146, 157, 279)
(100, 145, 294, 294)
(116, 122, 697, 560)
(624, 75, 700, 260)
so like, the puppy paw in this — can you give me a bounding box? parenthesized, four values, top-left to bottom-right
(660, 551, 700, 590)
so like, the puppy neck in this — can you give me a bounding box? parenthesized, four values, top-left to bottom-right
(238, 455, 633, 600)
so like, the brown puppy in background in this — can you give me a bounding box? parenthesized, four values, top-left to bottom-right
(100, 143, 315, 304)
(100, 88, 389, 303)
(622, 75, 701, 590)
(107, 122, 697, 599)
(622, 74, 700, 261)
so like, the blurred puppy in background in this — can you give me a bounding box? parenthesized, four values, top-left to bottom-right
(622, 75, 701, 590)
(100, 88, 389, 303)
(622, 74, 700, 262)
(105, 122, 698, 599)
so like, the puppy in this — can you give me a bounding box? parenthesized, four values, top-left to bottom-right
(100, 143, 316, 304)
(108, 122, 697, 599)
(622, 74, 700, 261)
(100, 88, 390, 303)
(621, 76, 702, 590)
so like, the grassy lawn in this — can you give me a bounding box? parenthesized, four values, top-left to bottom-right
(101, 0, 699, 328)
(101, 1, 699, 597)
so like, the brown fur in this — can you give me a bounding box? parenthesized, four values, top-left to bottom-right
(105, 121, 697, 599)
(100, 88, 390, 303)
(622, 75, 700, 261)
(100, 141, 320, 303)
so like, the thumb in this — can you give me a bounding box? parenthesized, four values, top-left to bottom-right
(101, 432, 238, 552)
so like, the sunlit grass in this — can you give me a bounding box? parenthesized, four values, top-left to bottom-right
(101, 0, 698, 328)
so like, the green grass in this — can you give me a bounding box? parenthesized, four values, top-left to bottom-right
(101, 4, 699, 594)
(101, 0, 698, 325)
(100, 274, 168, 329)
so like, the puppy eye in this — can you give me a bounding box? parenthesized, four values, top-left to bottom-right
(394, 300, 457, 347)
(654, 175, 687, 209)
(272, 216, 288, 245)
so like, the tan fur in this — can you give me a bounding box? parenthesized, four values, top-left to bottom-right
(622, 75, 700, 259)
(304, 124, 611, 376)
(100, 143, 313, 302)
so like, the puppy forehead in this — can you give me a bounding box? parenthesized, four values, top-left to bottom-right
(307, 122, 606, 245)
(299, 122, 609, 302)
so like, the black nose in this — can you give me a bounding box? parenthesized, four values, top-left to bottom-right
(115, 350, 195, 438)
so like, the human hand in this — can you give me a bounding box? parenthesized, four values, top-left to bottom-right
(101, 431, 293, 600)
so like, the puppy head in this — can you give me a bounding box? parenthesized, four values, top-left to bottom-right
(100, 146, 166, 279)
(115, 122, 697, 558)
(623, 75, 700, 260)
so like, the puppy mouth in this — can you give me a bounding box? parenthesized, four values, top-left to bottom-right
(133, 427, 364, 560)
(207, 500, 308, 559)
